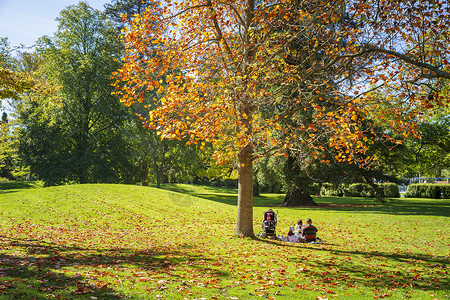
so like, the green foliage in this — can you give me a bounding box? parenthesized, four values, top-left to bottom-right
(320, 182, 343, 196)
(17, 3, 134, 186)
(123, 108, 210, 187)
(254, 153, 389, 195)
(321, 182, 399, 199)
(254, 156, 284, 193)
(308, 182, 321, 195)
(405, 120, 450, 178)
(0, 112, 29, 180)
(342, 183, 372, 197)
(405, 184, 450, 199)
(381, 183, 401, 198)
(0, 176, 10, 183)
(0, 113, 14, 179)
(104, 0, 153, 29)
(441, 185, 450, 199)
(380, 106, 450, 179)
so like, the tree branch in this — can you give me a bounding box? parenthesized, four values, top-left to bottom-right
(342, 46, 450, 80)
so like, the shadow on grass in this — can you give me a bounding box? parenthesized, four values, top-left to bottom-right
(316, 198, 450, 217)
(160, 184, 450, 217)
(255, 237, 449, 293)
(159, 183, 284, 207)
(0, 236, 227, 299)
(0, 181, 43, 194)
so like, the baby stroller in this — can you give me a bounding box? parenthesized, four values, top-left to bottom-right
(259, 209, 278, 239)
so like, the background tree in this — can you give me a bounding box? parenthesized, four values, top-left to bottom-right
(0, 112, 14, 179)
(18, 2, 134, 186)
(392, 105, 450, 179)
(124, 107, 209, 187)
(114, 0, 449, 237)
(0, 38, 35, 102)
(104, 0, 153, 28)
(0, 39, 36, 180)
(105, 0, 211, 187)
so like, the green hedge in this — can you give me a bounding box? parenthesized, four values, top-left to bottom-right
(442, 185, 450, 199)
(405, 184, 450, 199)
(343, 183, 370, 197)
(381, 183, 401, 198)
(320, 183, 343, 197)
(317, 182, 399, 198)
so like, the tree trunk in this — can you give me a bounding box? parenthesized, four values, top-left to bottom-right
(154, 160, 161, 188)
(236, 142, 255, 237)
(156, 168, 161, 188)
(235, 0, 256, 238)
(253, 180, 260, 197)
(140, 164, 149, 186)
(283, 187, 317, 207)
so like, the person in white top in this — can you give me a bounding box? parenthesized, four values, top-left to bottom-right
(294, 219, 304, 236)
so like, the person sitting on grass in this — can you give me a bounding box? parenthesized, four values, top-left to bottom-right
(295, 219, 304, 236)
(287, 226, 295, 236)
(302, 218, 318, 242)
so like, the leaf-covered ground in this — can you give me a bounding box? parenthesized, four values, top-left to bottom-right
(0, 183, 448, 299)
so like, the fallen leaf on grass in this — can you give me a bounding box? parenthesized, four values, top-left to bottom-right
(373, 293, 392, 298)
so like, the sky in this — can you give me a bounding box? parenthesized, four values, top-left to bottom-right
(0, 0, 109, 48)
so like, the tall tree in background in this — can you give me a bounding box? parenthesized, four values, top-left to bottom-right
(105, 0, 210, 187)
(0, 39, 37, 180)
(0, 38, 35, 103)
(0, 112, 14, 179)
(391, 105, 450, 179)
(104, 0, 153, 28)
(114, 0, 449, 237)
(19, 2, 133, 185)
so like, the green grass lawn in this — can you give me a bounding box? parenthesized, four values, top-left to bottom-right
(0, 182, 448, 299)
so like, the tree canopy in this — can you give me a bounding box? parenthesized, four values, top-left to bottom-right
(17, 2, 134, 185)
(0, 38, 35, 102)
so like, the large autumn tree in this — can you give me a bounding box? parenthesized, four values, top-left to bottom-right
(114, 0, 450, 237)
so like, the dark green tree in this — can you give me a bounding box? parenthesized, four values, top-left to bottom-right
(18, 2, 133, 185)
(104, 0, 153, 28)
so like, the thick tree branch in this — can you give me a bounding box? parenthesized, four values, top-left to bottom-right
(368, 47, 450, 80)
(336, 46, 450, 80)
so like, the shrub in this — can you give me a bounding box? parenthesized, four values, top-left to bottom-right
(427, 185, 440, 199)
(441, 185, 450, 199)
(343, 183, 365, 197)
(321, 183, 343, 197)
(323, 182, 399, 199)
(380, 183, 400, 198)
(405, 184, 419, 198)
(361, 184, 375, 197)
(405, 184, 450, 199)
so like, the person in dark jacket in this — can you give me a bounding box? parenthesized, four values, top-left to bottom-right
(302, 218, 318, 242)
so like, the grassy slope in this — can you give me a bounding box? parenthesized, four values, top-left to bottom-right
(0, 183, 448, 299)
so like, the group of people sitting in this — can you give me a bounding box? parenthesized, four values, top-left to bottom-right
(281, 218, 320, 243)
